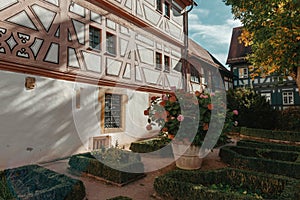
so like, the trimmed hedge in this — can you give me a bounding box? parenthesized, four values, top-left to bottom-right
(69, 150, 145, 185)
(237, 140, 300, 152)
(154, 168, 300, 200)
(219, 146, 300, 179)
(129, 137, 173, 157)
(240, 127, 300, 142)
(0, 165, 85, 200)
(107, 196, 132, 200)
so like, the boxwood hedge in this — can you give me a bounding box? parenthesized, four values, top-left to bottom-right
(154, 168, 300, 200)
(69, 149, 145, 185)
(129, 137, 173, 157)
(240, 127, 300, 142)
(237, 140, 300, 152)
(219, 146, 300, 179)
(0, 165, 85, 200)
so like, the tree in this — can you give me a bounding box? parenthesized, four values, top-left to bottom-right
(223, 0, 300, 89)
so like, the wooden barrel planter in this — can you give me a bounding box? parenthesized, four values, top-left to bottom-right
(172, 144, 202, 170)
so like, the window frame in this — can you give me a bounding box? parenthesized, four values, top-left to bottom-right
(261, 93, 272, 104)
(99, 89, 128, 133)
(155, 52, 162, 70)
(190, 65, 200, 83)
(106, 32, 117, 55)
(89, 26, 101, 51)
(239, 67, 248, 78)
(282, 91, 294, 105)
(164, 1, 170, 18)
(164, 55, 170, 72)
(156, 0, 162, 13)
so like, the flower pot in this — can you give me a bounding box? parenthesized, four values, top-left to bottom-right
(171, 144, 202, 170)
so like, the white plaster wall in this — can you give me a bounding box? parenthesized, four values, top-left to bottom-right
(0, 70, 153, 169)
(0, 71, 92, 170)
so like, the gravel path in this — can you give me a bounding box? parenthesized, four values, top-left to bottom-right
(41, 148, 228, 200)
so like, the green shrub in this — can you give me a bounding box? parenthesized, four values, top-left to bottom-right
(107, 196, 132, 200)
(227, 88, 277, 130)
(277, 107, 300, 131)
(240, 127, 300, 142)
(129, 137, 173, 157)
(237, 140, 300, 152)
(154, 168, 300, 200)
(69, 148, 145, 185)
(219, 146, 300, 179)
(0, 165, 85, 200)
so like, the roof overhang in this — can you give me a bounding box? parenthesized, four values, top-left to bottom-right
(175, 0, 195, 8)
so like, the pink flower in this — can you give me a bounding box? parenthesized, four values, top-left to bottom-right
(162, 95, 168, 101)
(233, 110, 239, 115)
(200, 94, 208, 99)
(146, 124, 152, 131)
(177, 114, 184, 122)
(210, 92, 215, 97)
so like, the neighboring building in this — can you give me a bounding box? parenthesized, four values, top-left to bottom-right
(227, 27, 300, 110)
(188, 39, 233, 93)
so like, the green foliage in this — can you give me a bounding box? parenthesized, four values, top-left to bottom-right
(237, 140, 300, 152)
(0, 165, 85, 200)
(227, 88, 277, 129)
(68, 149, 145, 185)
(107, 196, 132, 200)
(144, 89, 235, 147)
(144, 90, 212, 146)
(129, 137, 173, 157)
(154, 168, 300, 200)
(277, 107, 300, 131)
(223, 0, 300, 88)
(240, 127, 300, 142)
(219, 145, 300, 178)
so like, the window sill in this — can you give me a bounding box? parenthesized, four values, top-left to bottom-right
(105, 52, 117, 57)
(87, 47, 101, 53)
(156, 9, 163, 14)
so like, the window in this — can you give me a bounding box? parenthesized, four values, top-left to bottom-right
(164, 1, 170, 17)
(261, 93, 271, 104)
(282, 91, 294, 105)
(164, 55, 170, 72)
(190, 65, 200, 83)
(155, 52, 162, 70)
(89, 26, 101, 50)
(239, 67, 248, 78)
(106, 32, 116, 55)
(104, 94, 122, 128)
(156, 0, 162, 12)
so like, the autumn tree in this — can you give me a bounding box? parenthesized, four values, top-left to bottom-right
(223, 0, 300, 89)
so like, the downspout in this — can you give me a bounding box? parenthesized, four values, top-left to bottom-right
(181, 1, 195, 92)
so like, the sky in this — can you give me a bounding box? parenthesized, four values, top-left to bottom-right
(188, 0, 242, 67)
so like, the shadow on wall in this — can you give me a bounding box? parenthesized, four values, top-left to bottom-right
(0, 71, 87, 170)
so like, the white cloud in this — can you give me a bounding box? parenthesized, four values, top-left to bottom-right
(189, 13, 199, 21)
(192, 8, 210, 17)
(188, 14, 242, 66)
(189, 18, 241, 45)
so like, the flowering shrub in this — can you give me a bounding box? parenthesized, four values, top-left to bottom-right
(144, 89, 238, 146)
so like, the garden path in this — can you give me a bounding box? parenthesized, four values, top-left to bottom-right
(41, 147, 228, 200)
